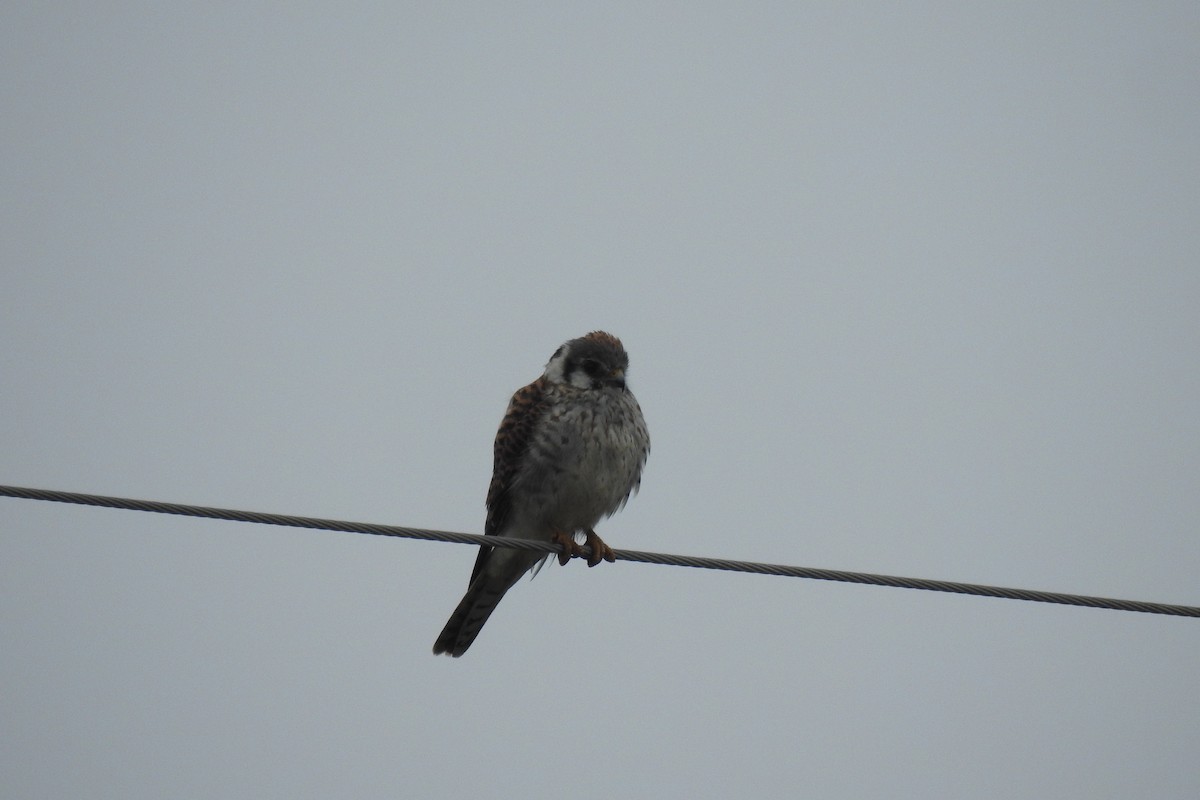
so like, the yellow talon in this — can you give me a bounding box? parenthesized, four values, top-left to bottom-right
(583, 528, 616, 567)
(551, 529, 575, 566)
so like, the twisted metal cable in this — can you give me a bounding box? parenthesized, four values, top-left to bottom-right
(3, 484, 1197, 618)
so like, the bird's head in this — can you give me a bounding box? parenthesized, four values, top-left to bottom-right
(544, 331, 631, 391)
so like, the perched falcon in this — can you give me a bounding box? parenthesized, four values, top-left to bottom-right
(433, 331, 650, 657)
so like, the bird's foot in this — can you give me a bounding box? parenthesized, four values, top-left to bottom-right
(582, 528, 616, 568)
(550, 529, 616, 567)
(551, 529, 576, 566)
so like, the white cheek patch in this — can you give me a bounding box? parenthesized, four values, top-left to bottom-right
(543, 345, 569, 384)
(567, 369, 593, 389)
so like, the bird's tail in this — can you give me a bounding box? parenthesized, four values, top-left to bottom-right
(431, 578, 505, 656)
(433, 541, 545, 657)
(433, 549, 541, 656)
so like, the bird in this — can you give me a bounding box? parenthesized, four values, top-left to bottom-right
(433, 331, 650, 657)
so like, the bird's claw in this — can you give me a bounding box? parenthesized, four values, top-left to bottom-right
(550, 529, 616, 567)
(583, 528, 616, 567)
(551, 529, 576, 566)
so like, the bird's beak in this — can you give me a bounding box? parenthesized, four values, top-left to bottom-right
(606, 368, 626, 389)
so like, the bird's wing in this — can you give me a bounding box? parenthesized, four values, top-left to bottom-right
(468, 376, 549, 586)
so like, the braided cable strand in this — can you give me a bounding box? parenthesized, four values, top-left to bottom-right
(2, 484, 1197, 618)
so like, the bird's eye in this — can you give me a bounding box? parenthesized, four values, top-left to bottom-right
(582, 359, 604, 377)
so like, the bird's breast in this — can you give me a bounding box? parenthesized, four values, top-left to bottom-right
(514, 389, 649, 531)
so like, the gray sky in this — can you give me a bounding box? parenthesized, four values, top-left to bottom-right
(3, 4, 1198, 798)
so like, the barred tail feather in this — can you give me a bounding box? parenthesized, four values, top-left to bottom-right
(432, 577, 511, 657)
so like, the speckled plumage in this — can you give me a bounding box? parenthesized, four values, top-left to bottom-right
(433, 331, 650, 657)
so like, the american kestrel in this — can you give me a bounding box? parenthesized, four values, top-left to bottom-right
(433, 331, 650, 657)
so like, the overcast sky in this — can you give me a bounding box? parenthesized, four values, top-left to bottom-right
(3, 4, 1198, 799)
